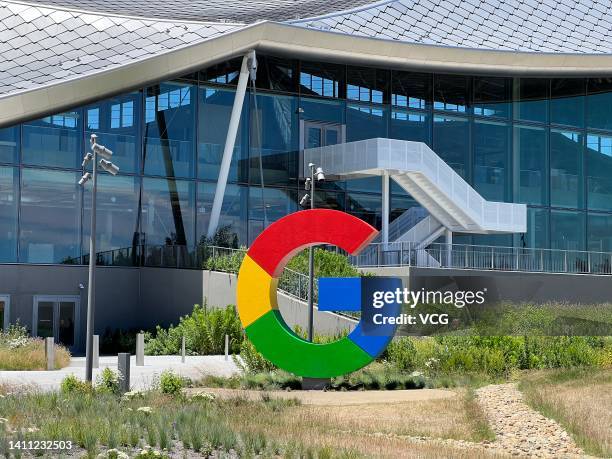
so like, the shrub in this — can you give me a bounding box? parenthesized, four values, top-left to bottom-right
(159, 370, 185, 396)
(95, 368, 120, 395)
(145, 304, 243, 356)
(234, 339, 276, 374)
(60, 374, 93, 395)
(286, 248, 361, 278)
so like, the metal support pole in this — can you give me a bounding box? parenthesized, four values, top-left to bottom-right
(85, 146, 98, 382)
(307, 164, 315, 342)
(224, 334, 229, 361)
(207, 50, 256, 238)
(181, 336, 186, 363)
(445, 229, 452, 268)
(381, 173, 390, 247)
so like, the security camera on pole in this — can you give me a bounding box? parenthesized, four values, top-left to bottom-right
(300, 163, 325, 342)
(79, 134, 120, 382)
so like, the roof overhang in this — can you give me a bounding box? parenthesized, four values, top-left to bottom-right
(3, 21, 612, 128)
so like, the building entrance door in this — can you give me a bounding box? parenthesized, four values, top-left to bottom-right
(0, 295, 9, 332)
(302, 121, 344, 149)
(32, 296, 80, 350)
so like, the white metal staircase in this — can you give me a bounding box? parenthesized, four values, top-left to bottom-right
(304, 138, 527, 266)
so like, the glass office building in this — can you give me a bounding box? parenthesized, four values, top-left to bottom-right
(1, 56, 612, 264)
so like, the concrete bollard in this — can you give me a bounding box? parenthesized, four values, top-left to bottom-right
(117, 353, 130, 394)
(136, 333, 144, 366)
(45, 337, 55, 371)
(181, 336, 186, 363)
(93, 335, 99, 369)
(224, 334, 229, 361)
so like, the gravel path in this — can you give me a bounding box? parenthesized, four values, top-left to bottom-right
(476, 383, 587, 458)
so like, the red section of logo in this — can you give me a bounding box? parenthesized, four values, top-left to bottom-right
(247, 209, 378, 278)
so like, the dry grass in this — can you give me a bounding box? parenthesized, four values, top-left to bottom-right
(520, 368, 612, 457)
(0, 385, 506, 458)
(0, 339, 70, 370)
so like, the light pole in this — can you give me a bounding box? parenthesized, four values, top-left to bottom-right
(301, 163, 325, 342)
(79, 134, 120, 382)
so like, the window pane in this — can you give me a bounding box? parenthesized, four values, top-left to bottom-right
(85, 92, 141, 174)
(391, 71, 431, 109)
(550, 210, 585, 251)
(550, 129, 583, 208)
(141, 177, 195, 247)
(37, 301, 54, 338)
(433, 74, 469, 113)
(516, 207, 549, 249)
(587, 133, 612, 211)
(433, 115, 469, 179)
(390, 110, 430, 144)
(346, 67, 388, 104)
(255, 55, 297, 93)
(300, 61, 344, 98)
(198, 86, 248, 182)
(0, 167, 17, 262)
(346, 104, 388, 193)
(551, 78, 585, 128)
(587, 78, 612, 131)
(588, 213, 612, 252)
(0, 127, 19, 164)
(58, 302, 75, 347)
(514, 125, 547, 205)
(20, 169, 80, 263)
(250, 93, 299, 187)
(83, 175, 140, 257)
(473, 120, 510, 202)
(203, 57, 242, 85)
(514, 78, 548, 123)
(347, 192, 382, 230)
(197, 182, 247, 246)
(0, 301, 4, 331)
(473, 76, 511, 118)
(248, 187, 297, 244)
(22, 111, 82, 168)
(300, 97, 345, 124)
(144, 82, 195, 178)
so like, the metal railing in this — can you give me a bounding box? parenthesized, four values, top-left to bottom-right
(350, 242, 612, 275)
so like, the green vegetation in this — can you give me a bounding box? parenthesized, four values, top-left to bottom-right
(203, 246, 363, 279)
(145, 305, 243, 356)
(0, 322, 70, 371)
(0, 380, 372, 459)
(385, 335, 610, 378)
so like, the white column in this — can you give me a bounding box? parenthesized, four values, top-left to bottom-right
(445, 229, 453, 267)
(382, 173, 390, 246)
(207, 51, 254, 239)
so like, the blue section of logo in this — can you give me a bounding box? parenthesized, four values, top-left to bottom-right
(318, 277, 402, 346)
(317, 277, 362, 312)
(360, 277, 403, 337)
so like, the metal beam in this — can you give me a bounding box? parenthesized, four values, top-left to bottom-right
(207, 50, 255, 239)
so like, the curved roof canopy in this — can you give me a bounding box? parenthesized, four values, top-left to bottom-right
(1, 0, 612, 127)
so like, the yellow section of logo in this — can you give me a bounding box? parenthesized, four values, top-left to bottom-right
(236, 255, 279, 327)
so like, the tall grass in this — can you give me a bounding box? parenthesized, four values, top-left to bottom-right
(0, 324, 70, 370)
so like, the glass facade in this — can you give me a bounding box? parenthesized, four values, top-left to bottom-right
(5, 55, 612, 264)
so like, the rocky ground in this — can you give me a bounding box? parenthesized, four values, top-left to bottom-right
(476, 383, 588, 458)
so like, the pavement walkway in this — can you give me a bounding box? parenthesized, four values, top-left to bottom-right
(0, 355, 239, 392)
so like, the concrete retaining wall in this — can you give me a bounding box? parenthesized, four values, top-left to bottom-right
(202, 270, 356, 335)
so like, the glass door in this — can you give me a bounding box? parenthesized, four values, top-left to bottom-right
(0, 295, 9, 333)
(33, 296, 80, 350)
(303, 121, 344, 149)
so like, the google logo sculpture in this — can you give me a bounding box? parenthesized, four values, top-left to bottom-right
(236, 209, 396, 378)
